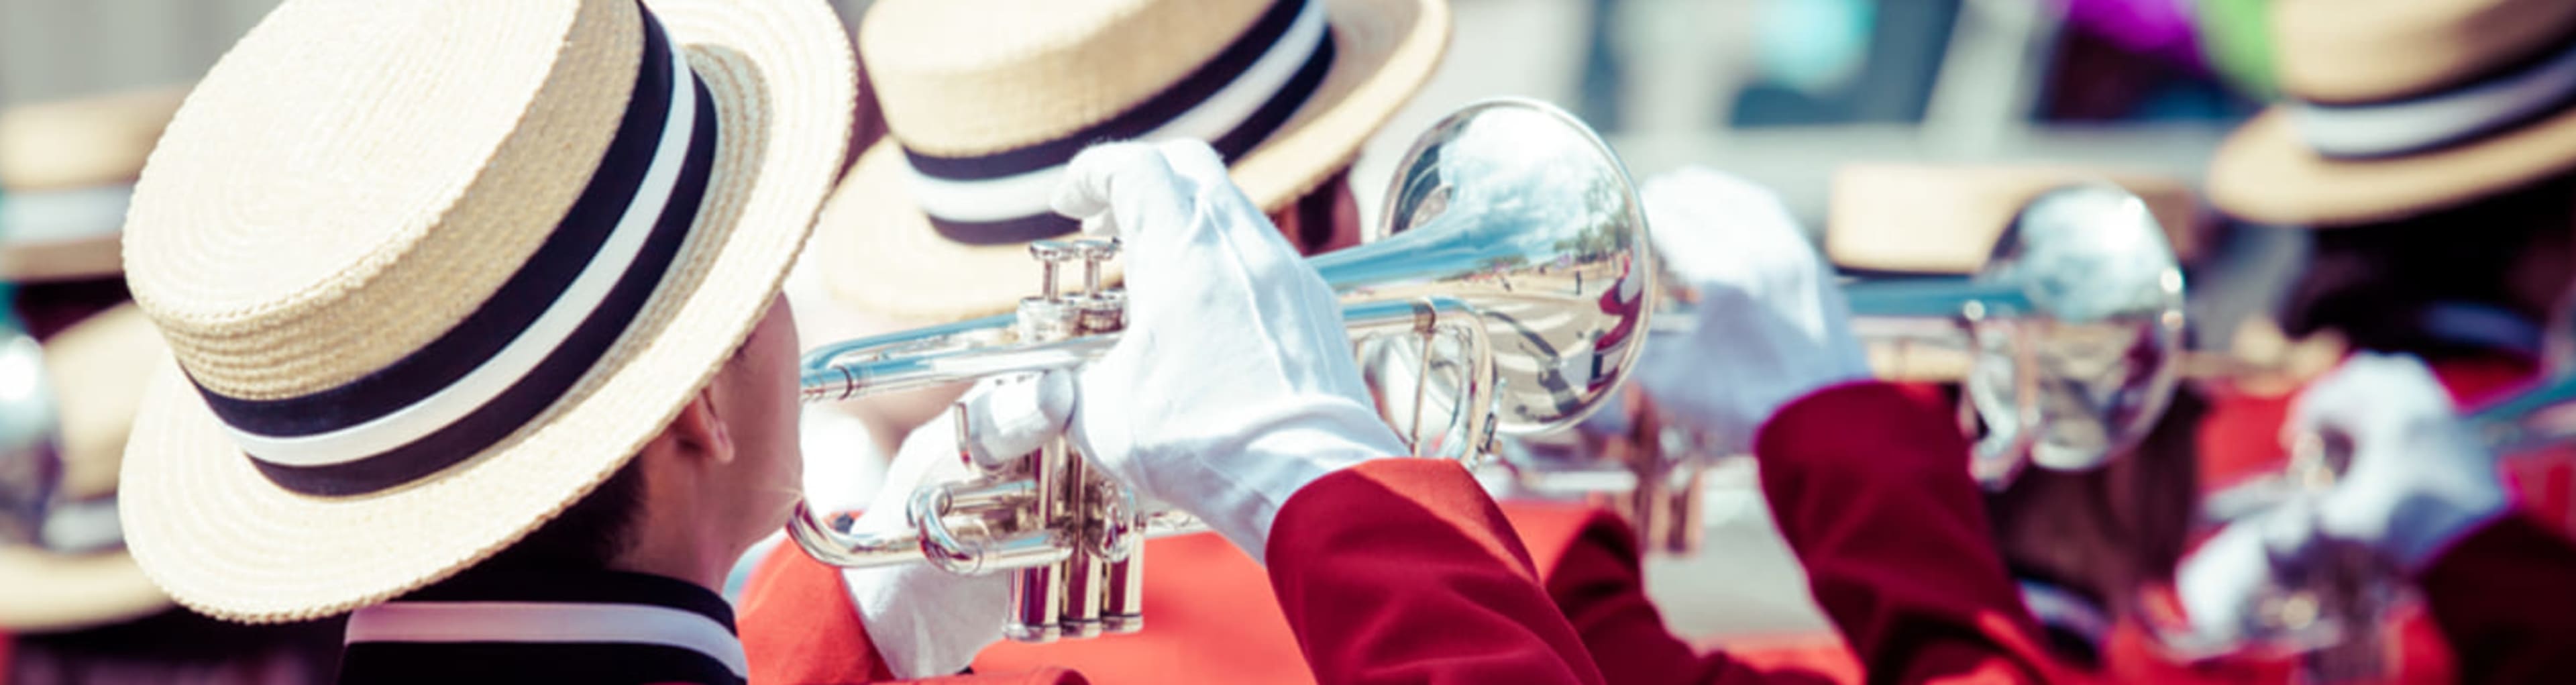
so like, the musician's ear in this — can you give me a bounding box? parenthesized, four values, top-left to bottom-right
(665, 388, 739, 466)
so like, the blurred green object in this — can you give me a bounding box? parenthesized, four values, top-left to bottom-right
(2197, 0, 2278, 100)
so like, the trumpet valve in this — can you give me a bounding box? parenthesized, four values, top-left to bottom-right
(1030, 240, 1079, 301)
(1073, 238, 1118, 293)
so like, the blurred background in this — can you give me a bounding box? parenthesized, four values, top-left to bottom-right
(0, 0, 2300, 348)
(0, 0, 2304, 643)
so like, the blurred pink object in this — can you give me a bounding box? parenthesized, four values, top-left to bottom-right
(2055, 0, 2206, 70)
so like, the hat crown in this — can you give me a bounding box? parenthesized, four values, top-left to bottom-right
(2274, 0, 2576, 103)
(861, 0, 1276, 156)
(125, 0, 644, 401)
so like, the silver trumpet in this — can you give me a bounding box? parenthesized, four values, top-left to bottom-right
(1501, 182, 2187, 554)
(2192, 350, 2576, 682)
(788, 99, 1654, 642)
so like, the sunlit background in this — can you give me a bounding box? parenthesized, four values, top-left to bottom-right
(0, 0, 2304, 639)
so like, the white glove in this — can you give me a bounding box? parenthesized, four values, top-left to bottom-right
(2172, 501, 2324, 652)
(2174, 352, 2507, 651)
(1047, 140, 1407, 561)
(840, 375, 1067, 679)
(2285, 352, 2507, 570)
(1634, 166, 1870, 455)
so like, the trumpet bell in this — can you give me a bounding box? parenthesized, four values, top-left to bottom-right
(1330, 99, 1654, 440)
(1955, 183, 2186, 473)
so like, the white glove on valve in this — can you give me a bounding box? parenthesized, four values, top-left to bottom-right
(1047, 140, 1408, 561)
(2286, 352, 2508, 570)
(840, 376, 1065, 678)
(1634, 166, 1870, 455)
(2175, 352, 2508, 647)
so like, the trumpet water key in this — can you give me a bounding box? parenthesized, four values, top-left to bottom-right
(788, 98, 1656, 642)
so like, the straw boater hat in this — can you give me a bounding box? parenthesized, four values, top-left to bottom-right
(1825, 163, 2205, 381)
(0, 86, 189, 282)
(812, 0, 1450, 321)
(2208, 0, 2576, 226)
(113, 0, 855, 622)
(0, 305, 172, 632)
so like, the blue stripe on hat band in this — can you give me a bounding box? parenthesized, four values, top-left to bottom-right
(186, 8, 720, 496)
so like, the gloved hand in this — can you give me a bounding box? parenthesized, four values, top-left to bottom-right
(1046, 140, 1408, 560)
(2286, 352, 2507, 570)
(1634, 166, 1870, 455)
(2174, 352, 2508, 647)
(2172, 500, 2324, 652)
(840, 375, 1066, 678)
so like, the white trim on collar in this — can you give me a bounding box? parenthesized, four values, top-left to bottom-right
(346, 600, 747, 678)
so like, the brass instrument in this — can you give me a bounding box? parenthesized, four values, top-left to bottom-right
(2194, 362, 2576, 682)
(788, 99, 1655, 642)
(1499, 183, 2188, 554)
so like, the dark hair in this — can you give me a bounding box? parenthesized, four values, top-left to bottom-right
(2282, 171, 2576, 358)
(1982, 385, 2206, 596)
(473, 458, 648, 572)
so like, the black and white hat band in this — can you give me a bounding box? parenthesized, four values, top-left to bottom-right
(2294, 36, 2576, 160)
(898, 0, 1336, 246)
(190, 9, 720, 496)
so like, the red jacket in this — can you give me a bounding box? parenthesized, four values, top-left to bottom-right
(739, 382, 2066, 684)
(739, 458, 1605, 684)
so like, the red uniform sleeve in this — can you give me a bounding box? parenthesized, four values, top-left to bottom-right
(736, 539, 1086, 685)
(2418, 512, 2576, 685)
(1263, 458, 1610, 685)
(1532, 505, 1833, 684)
(1754, 381, 2065, 685)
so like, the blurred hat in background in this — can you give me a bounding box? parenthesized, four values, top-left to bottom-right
(2208, 0, 2576, 227)
(0, 85, 189, 282)
(0, 305, 171, 633)
(814, 0, 1452, 321)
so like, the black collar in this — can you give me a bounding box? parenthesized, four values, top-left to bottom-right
(337, 568, 745, 684)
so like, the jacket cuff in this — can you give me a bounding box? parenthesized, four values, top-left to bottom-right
(1755, 380, 1957, 463)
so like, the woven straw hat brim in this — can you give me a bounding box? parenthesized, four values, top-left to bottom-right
(2209, 104, 2576, 227)
(0, 547, 168, 633)
(814, 0, 1448, 321)
(116, 0, 855, 623)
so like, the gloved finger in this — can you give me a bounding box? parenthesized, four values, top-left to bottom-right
(1150, 138, 1230, 186)
(1150, 139, 1303, 257)
(2281, 352, 2449, 448)
(1051, 142, 1176, 239)
(955, 370, 1075, 470)
(1640, 166, 1804, 285)
(2174, 516, 2275, 645)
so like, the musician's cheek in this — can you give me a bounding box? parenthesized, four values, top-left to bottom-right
(725, 295, 807, 530)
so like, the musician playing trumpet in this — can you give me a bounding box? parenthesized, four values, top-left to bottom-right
(735, 0, 2131, 682)
(2166, 1, 2576, 681)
